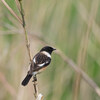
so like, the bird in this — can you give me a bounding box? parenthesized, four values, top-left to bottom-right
(21, 46, 56, 86)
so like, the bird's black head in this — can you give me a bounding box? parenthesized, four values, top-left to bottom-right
(40, 46, 56, 54)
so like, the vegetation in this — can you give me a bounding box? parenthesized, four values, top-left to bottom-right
(0, 0, 100, 100)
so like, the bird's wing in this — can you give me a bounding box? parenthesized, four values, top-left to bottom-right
(32, 52, 51, 71)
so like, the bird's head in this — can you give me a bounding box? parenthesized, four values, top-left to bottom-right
(40, 46, 56, 54)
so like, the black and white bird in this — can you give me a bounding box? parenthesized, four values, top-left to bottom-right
(21, 46, 56, 86)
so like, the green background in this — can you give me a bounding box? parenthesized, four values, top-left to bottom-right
(0, 0, 100, 100)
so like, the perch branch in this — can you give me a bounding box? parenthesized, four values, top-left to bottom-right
(17, 0, 40, 99)
(1, 0, 43, 99)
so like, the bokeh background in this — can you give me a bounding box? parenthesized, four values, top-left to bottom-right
(0, 0, 100, 100)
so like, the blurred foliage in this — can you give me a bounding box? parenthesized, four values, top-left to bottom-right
(0, 0, 100, 100)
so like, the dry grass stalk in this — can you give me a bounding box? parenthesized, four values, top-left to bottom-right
(1, 0, 22, 25)
(1, 0, 43, 99)
(15, 0, 21, 12)
(16, 0, 43, 99)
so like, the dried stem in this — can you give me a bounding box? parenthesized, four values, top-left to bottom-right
(1, 0, 42, 99)
(15, 0, 21, 12)
(1, 0, 22, 25)
(18, 0, 39, 99)
(33, 76, 38, 98)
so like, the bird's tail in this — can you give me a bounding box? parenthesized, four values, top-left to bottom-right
(21, 74, 32, 86)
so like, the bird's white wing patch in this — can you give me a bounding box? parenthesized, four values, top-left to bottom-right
(38, 63, 45, 67)
(38, 61, 49, 67)
(33, 58, 36, 63)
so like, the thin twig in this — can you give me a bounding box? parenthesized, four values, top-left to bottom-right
(18, 0, 39, 99)
(15, 0, 21, 12)
(18, 0, 31, 62)
(1, 0, 42, 98)
(1, 0, 22, 25)
(33, 75, 38, 98)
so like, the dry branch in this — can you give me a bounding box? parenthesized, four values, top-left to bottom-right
(15, 0, 21, 12)
(17, 0, 39, 99)
(1, 0, 41, 99)
(16, 0, 43, 99)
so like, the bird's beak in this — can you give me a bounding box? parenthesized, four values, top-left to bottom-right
(53, 48, 56, 51)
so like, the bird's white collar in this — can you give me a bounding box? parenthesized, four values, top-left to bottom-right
(41, 51, 51, 58)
